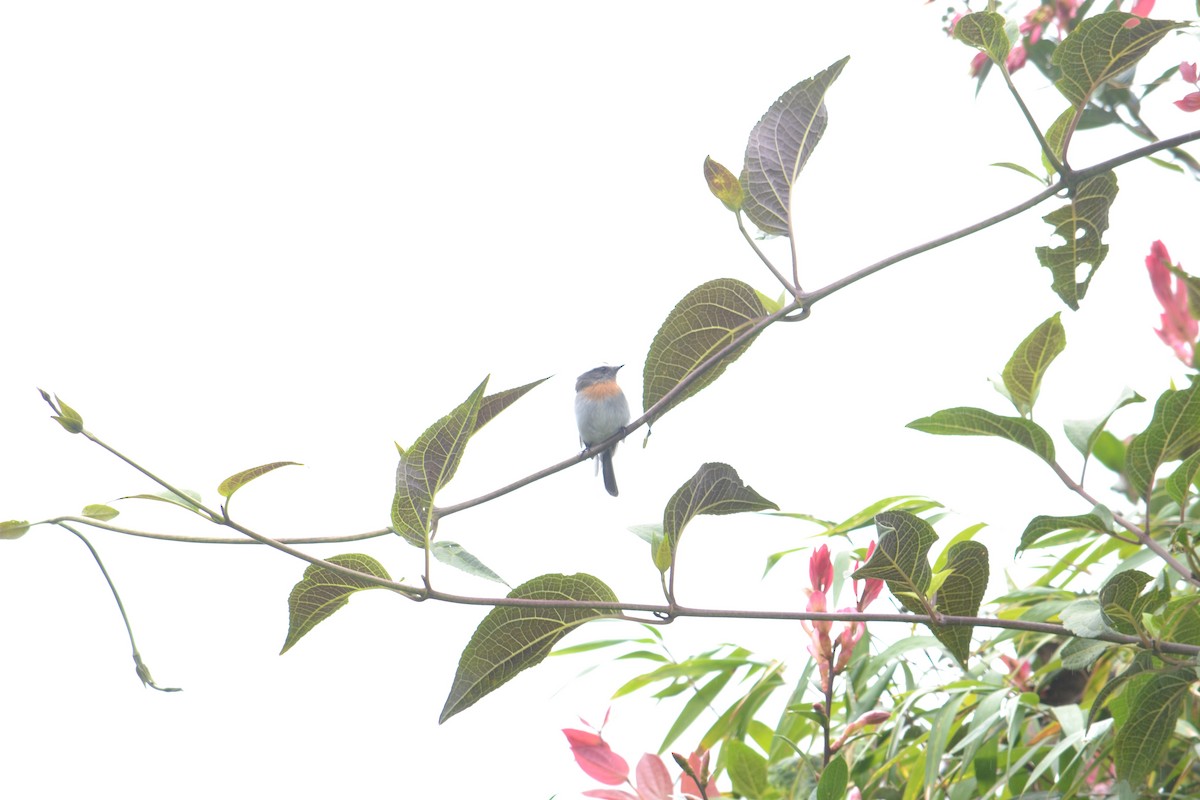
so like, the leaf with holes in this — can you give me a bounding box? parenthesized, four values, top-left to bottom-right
(392, 378, 488, 547)
(642, 279, 767, 418)
(1126, 379, 1200, 496)
(440, 573, 619, 723)
(218, 461, 302, 500)
(657, 463, 777, 571)
(907, 407, 1056, 465)
(1034, 171, 1118, 310)
(1001, 313, 1065, 417)
(953, 12, 1011, 66)
(280, 554, 391, 654)
(741, 57, 849, 236)
(1053, 13, 1189, 108)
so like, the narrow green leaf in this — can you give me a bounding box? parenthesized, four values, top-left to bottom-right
(657, 670, 733, 753)
(280, 553, 392, 654)
(991, 161, 1045, 182)
(473, 376, 550, 434)
(0, 520, 30, 540)
(1126, 379, 1200, 496)
(431, 541, 509, 587)
(120, 489, 205, 514)
(642, 278, 767, 417)
(1019, 506, 1113, 551)
(81, 504, 119, 522)
(741, 56, 850, 237)
(1053, 13, 1189, 108)
(658, 463, 777, 570)
(931, 541, 990, 665)
(816, 754, 848, 800)
(1001, 313, 1065, 417)
(439, 573, 619, 723)
(1114, 669, 1191, 787)
(724, 740, 770, 799)
(391, 377, 488, 547)
(953, 11, 1011, 65)
(217, 461, 302, 499)
(1034, 171, 1118, 309)
(907, 407, 1056, 465)
(1064, 387, 1144, 459)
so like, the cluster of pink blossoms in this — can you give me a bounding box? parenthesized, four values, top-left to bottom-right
(1146, 240, 1198, 367)
(803, 543, 884, 695)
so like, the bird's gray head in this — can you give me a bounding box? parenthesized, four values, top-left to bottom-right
(575, 364, 623, 391)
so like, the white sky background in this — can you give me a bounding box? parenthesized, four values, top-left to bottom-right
(1, 2, 1198, 797)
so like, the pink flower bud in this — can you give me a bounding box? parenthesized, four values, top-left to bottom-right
(1145, 240, 1198, 365)
(1181, 61, 1198, 84)
(809, 544, 833, 593)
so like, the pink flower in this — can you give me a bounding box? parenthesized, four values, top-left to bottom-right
(1128, 0, 1154, 15)
(834, 617, 865, 672)
(853, 541, 884, 610)
(1146, 240, 1198, 366)
(968, 51, 988, 78)
(999, 653, 1033, 692)
(809, 544, 832, 593)
(1182, 62, 1198, 84)
(1006, 44, 1028, 73)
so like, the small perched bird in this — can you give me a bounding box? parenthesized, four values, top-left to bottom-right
(575, 365, 631, 497)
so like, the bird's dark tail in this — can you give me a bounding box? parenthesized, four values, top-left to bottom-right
(600, 449, 619, 497)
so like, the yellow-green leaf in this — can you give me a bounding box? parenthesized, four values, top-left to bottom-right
(0, 520, 30, 540)
(1001, 313, 1066, 417)
(217, 461, 302, 499)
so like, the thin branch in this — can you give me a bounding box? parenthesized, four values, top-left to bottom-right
(1049, 461, 1200, 588)
(43, 516, 391, 546)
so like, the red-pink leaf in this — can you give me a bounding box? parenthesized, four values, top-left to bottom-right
(636, 754, 674, 800)
(583, 791, 638, 800)
(565, 729, 630, 785)
(1175, 91, 1200, 112)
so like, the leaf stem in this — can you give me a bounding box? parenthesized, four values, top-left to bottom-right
(1000, 66, 1064, 175)
(58, 522, 180, 691)
(738, 213, 796, 297)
